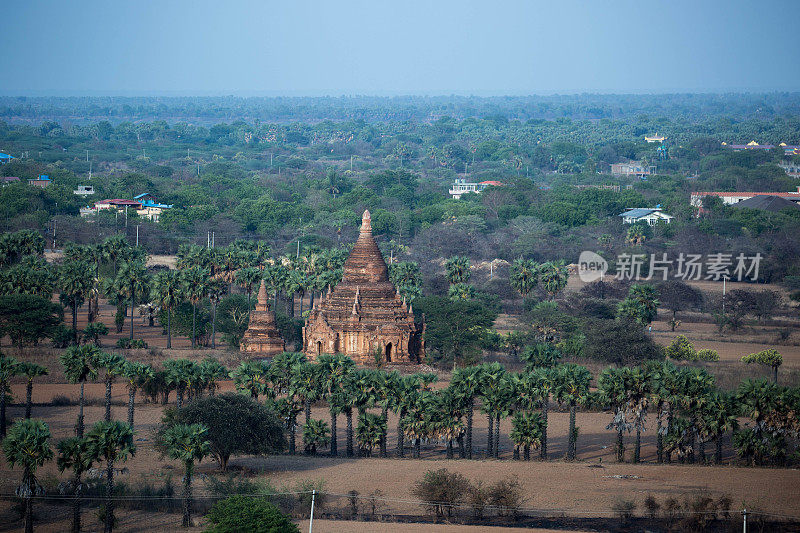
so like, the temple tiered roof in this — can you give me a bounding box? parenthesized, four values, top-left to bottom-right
(240, 279, 285, 357)
(303, 210, 424, 364)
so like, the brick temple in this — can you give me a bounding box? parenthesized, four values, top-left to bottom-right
(240, 279, 285, 357)
(303, 210, 424, 364)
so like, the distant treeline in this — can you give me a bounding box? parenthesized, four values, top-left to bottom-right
(2, 93, 800, 124)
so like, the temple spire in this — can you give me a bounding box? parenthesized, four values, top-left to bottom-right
(361, 209, 372, 233)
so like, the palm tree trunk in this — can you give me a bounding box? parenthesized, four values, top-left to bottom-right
(191, 304, 197, 349)
(466, 399, 473, 459)
(513, 445, 519, 460)
(73, 299, 79, 344)
(105, 376, 112, 421)
(493, 413, 500, 459)
(105, 458, 115, 533)
(128, 386, 136, 429)
(397, 408, 406, 457)
(166, 309, 172, 349)
(457, 434, 465, 459)
(524, 444, 530, 461)
(617, 428, 624, 462)
(487, 412, 494, 456)
(130, 291, 135, 340)
(346, 409, 354, 457)
(71, 475, 82, 533)
(211, 302, 217, 349)
(773, 365, 778, 384)
(330, 409, 337, 457)
(289, 414, 297, 455)
(25, 380, 32, 418)
(177, 386, 184, 409)
(656, 414, 663, 463)
(182, 461, 193, 527)
(413, 438, 420, 458)
(567, 401, 577, 461)
(380, 406, 388, 457)
(77, 382, 85, 437)
(305, 400, 311, 428)
(715, 436, 723, 464)
(666, 409, 673, 463)
(24, 494, 33, 533)
(0, 381, 7, 438)
(541, 397, 548, 460)
(689, 424, 697, 464)
(634, 428, 641, 463)
(698, 435, 706, 464)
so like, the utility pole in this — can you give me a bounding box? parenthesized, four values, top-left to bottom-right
(742, 509, 747, 533)
(136, 225, 139, 247)
(207, 231, 210, 249)
(308, 490, 316, 533)
(52, 218, 56, 249)
(270, 153, 273, 167)
(86, 149, 89, 162)
(89, 161, 92, 179)
(212, 232, 215, 249)
(350, 155, 353, 171)
(124, 206, 128, 228)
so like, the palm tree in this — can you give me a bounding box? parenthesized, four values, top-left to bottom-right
(478, 362, 506, 456)
(207, 277, 227, 349)
(123, 361, 154, 429)
(103, 235, 130, 277)
(626, 367, 651, 463)
(444, 256, 471, 285)
(598, 367, 631, 462)
(59, 259, 93, 344)
(57, 436, 95, 533)
(198, 358, 228, 396)
(164, 359, 197, 408)
(0, 352, 21, 438)
(113, 260, 149, 340)
(151, 270, 181, 349)
(451, 366, 482, 459)
(230, 360, 269, 400)
(538, 261, 569, 300)
(180, 265, 209, 349)
(60, 345, 100, 437)
(527, 366, 555, 459)
(94, 352, 127, 421)
(316, 353, 355, 457)
(235, 267, 262, 316)
(85, 420, 136, 533)
(701, 391, 739, 464)
(643, 360, 679, 463)
(292, 362, 321, 428)
(436, 387, 467, 459)
(356, 412, 386, 457)
(509, 258, 539, 300)
(678, 367, 714, 464)
(19, 362, 48, 419)
(2, 419, 53, 533)
(553, 363, 591, 461)
(735, 379, 779, 466)
(163, 423, 210, 527)
(510, 411, 545, 460)
(302, 418, 331, 455)
(393, 374, 430, 458)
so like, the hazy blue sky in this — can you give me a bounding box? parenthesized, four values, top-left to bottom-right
(2, 0, 799, 95)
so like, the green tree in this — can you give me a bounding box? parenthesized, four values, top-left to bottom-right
(527, 366, 555, 459)
(553, 363, 591, 460)
(123, 361, 154, 429)
(82, 322, 109, 347)
(160, 393, 286, 471)
(18, 362, 48, 419)
(664, 335, 696, 361)
(85, 420, 136, 533)
(180, 265, 209, 349)
(162, 423, 210, 527)
(151, 270, 181, 349)
(448, 282, 476, 301)
(112, 260, 149, 340)
(95, 352, 127, 421)
(59, 259, 94, 344)
(618, 284, 659, 325)
(598, 367, 631, 462)
(316, 353, 355, 457)
(0, 352, 21, 437)
(164, 359, 198, 408)
(509, 258, 539, 299)
(197, 358, 228, 396)
(510, 411, 545, 460)
(302, 418, 331, 455)
(57, 436, 95, 533)
(3, 419, 53, 533)
(388, 261, 423, 302)
(230, 360, 269, 400)
(538, 261, 569, 300)
(60, 345, 100, 437)
(742, 349, 783, 383)
(451, 366, 482, 459)
(0, 294, 62, 353)
(413, 296, 497, 366)
(444, 256, 471, 284)
(206, 496, 299, 533)
(700, 391, 739, 464)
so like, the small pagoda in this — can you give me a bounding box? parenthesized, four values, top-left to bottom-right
(240, 280, 285, 357)
(303, 210, 424, 364)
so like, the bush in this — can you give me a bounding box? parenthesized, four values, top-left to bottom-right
(612, 498, 636, 524)
(412, 468, 470, 519)
(51, 325, 77, 348)
(665, 335, 696, 361)
(696, 348, 719, 362)
(205, 495, 299, 533)
(583, 319, 663, 365)
(488, 476, 524, 519)
(116, 338, 148, 349)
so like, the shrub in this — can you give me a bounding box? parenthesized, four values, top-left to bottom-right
(51, 325, 77, 348)
(205, 495, 299, 533)
(612, 498, 636, 524)
(643, 494, 660, 519)
(295, 479, 326, 517)
(116, 338, 148, 349)
(488, 476, 524, 519)
(665, 335, 696, 361)
(583, 318, 663, 365)
(82, 322, 108, 346)
(50, 394, 72, 406)
(695, 348, 719, 362)
(468, 480, 490, 520)
(412, 468, 470, 519)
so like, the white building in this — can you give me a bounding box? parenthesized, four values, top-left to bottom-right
(619, 207, 674, 225)
(73, 185, 95, 197)
(449, 179, 504, 199)
(690, 187, 800, 208)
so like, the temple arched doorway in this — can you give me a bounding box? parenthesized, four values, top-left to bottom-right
(317, 341, 323, 355)
(385, 342, 393, 362)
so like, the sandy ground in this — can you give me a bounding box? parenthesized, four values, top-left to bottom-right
(295, 520, 592, 532)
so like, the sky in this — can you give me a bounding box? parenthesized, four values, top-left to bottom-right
(2, 0, 799, 96)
